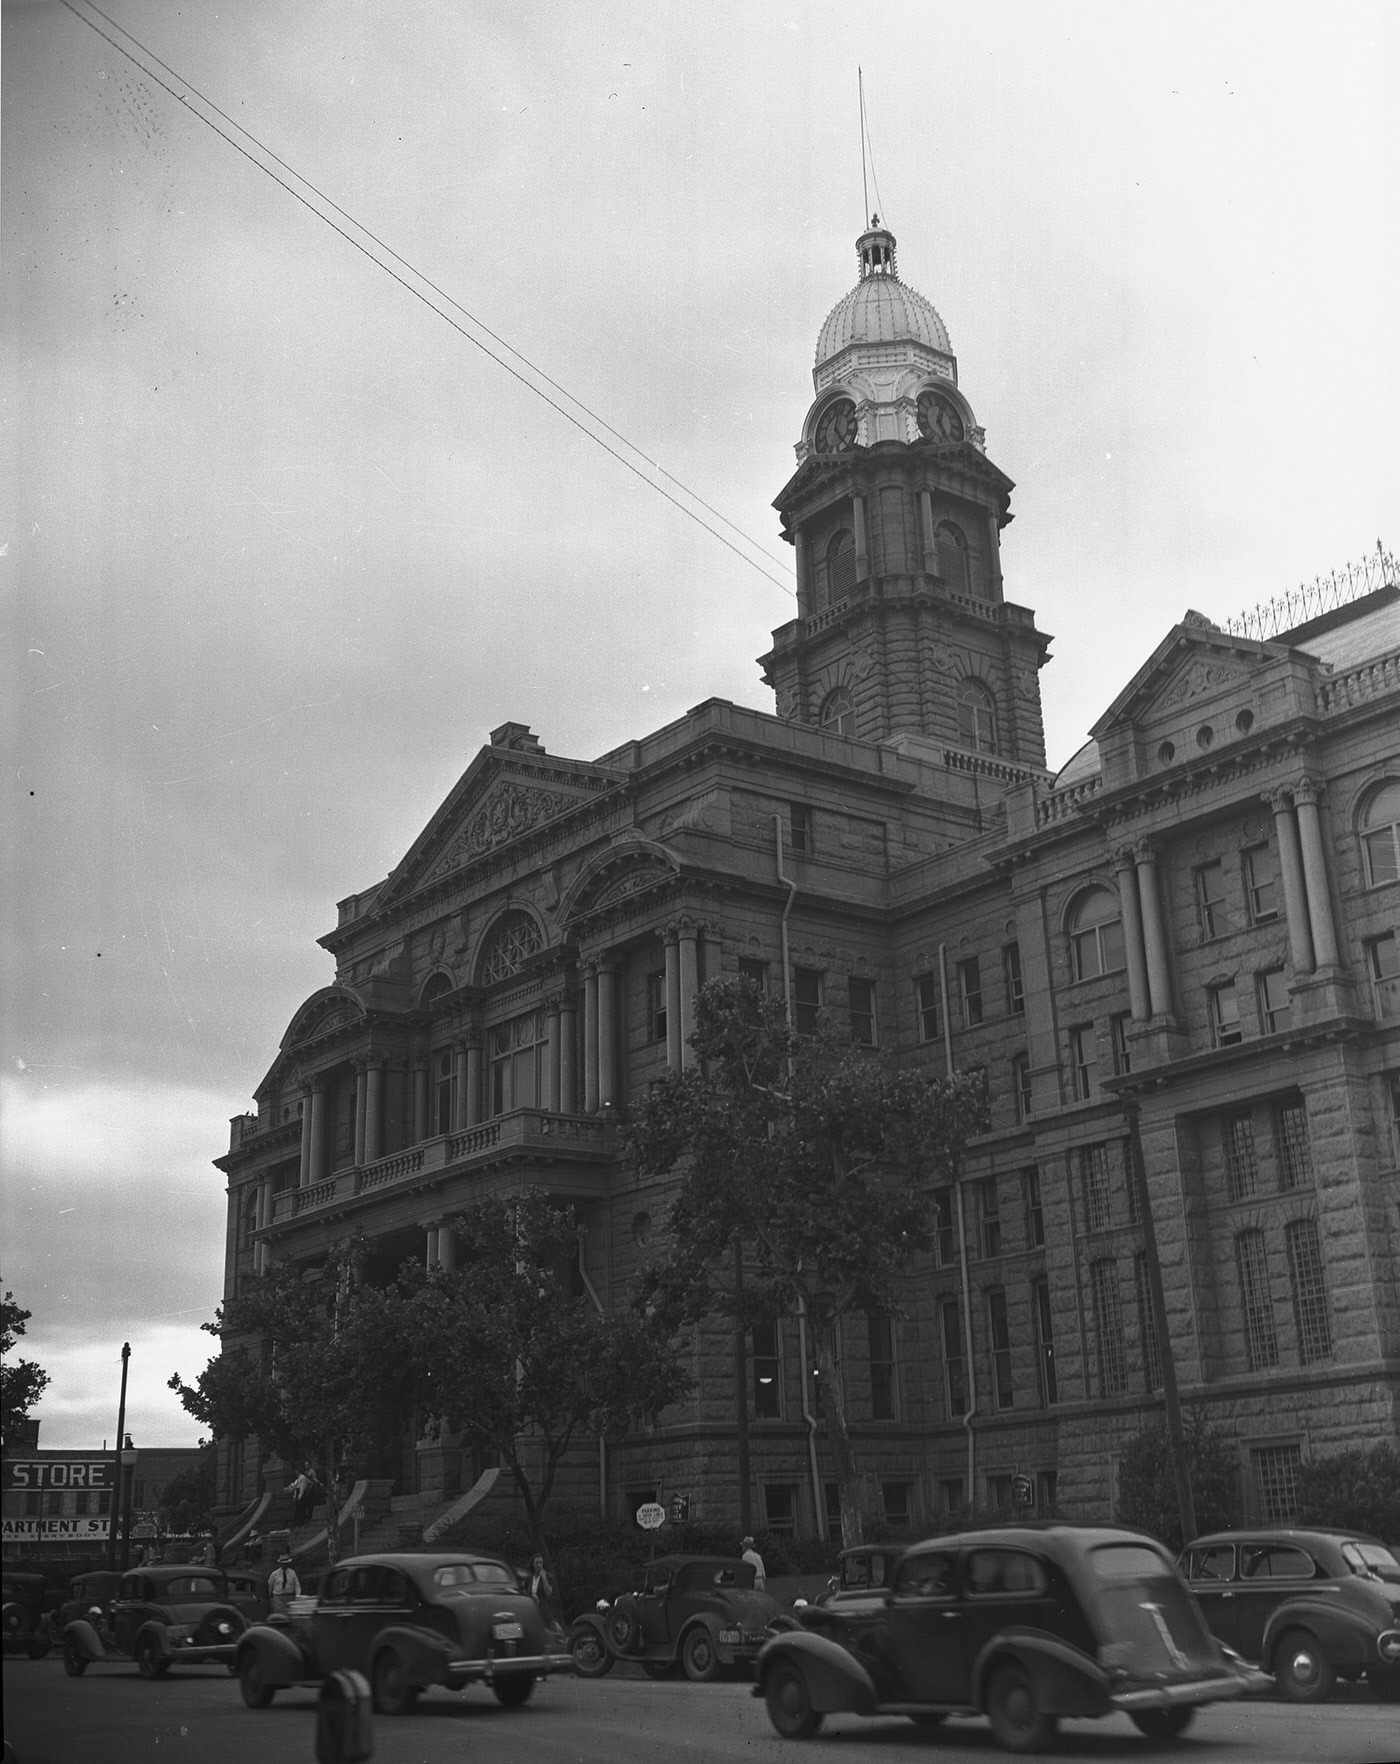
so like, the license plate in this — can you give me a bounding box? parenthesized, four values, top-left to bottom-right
(492, 1621, 524, 1641)
(719, 1628, 740, 1644)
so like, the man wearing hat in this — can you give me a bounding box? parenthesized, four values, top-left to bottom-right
(740, 1534, 766, 1589)
(267, 1553, 301, 1616)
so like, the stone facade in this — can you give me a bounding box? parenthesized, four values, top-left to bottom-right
(213, 219, 1400, 1541)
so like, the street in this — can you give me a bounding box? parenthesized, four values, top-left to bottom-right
(4, 1658, 1399, 1764)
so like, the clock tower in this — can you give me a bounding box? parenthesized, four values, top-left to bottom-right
(760, 218, 1050, 768)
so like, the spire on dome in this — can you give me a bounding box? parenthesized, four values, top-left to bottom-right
(856, 215, 898, 280)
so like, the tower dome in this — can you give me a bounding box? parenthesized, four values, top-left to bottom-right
(815, 218, 952, 370)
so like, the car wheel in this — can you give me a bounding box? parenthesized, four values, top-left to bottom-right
(569, 1627, 615, 1678)
(681, 1626, 718, 1684)
(372, 1650, 419, 1715)
(642, 1658, 676, 1679)
(765, 1660, 822, 1739)
(985, 1660, 1058, 1753)
(63, 1639, 88, 1677)
(1274, 1629, 1335, 1704)
(239, 1653, 275, 1709)
(493, 1670, 536, 1708)
(136, 1635, 170, 1680)
(606, 1605, 640, 1654)
(1130, 1706, 1196, 1741)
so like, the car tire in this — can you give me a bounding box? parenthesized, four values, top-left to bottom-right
(1130, 1706, 1196, 1741)
(372, 1650, 420, 1715)
(1274, 1629, 1335, 1704)
(681, 1626, 718, 1684)
(63, 1639, 88, 1677)
(569, 1627, 615, 1678)
(239, 1653, 275, 1709)
(764, 1660, 822, 1739)
(985, 1660, 1058, 1753)
(606, 1606, 640, 1654)
(642, 1658, 676, 1679)
(136, 1635, 170, 1680)
(493, 1670, 536, 1708)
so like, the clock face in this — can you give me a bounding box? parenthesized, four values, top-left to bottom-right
(813, 398, 857, 454)
(917, 389, 965, 443)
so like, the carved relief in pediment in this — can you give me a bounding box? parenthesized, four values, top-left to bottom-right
(1157, 657, 1246, 709)
(428, 779, 577, 879)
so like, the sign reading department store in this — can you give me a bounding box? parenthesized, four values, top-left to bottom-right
(2, 1516, 110, 1540)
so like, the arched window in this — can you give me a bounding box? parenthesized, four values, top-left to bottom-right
(957, 679, 997, 753)
(821, 688, 856, 736)
(935, 521, 969, 593)
(478, 910, 542, 985)
(420, 971, 453, 1008)
(1361, 778, 1400, 885)
(825, 528, 855, 606)
(1069, 887, 1126, 982)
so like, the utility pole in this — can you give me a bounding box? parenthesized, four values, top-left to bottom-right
(106, 1343, 130, 1571)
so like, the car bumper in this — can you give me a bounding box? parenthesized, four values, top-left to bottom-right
(1111, 1667, 1272, 1711)
(446, 1649, 573, 1681)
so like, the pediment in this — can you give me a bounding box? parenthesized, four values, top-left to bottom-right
(281, 987, 364, 1052)
(1090, 619, 1277, 740)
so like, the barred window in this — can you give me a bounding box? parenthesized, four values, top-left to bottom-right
(1235, 1229, 1280, 1371)
(1223, 1112, 1259, 1201)
(479, 910, 542, 984)
(1133, 1251, 1163, 1391)
(1285, 1218, 1331, 1363)
(1251, 1443, 1301, 1522)
(1090, 1259, 1128, 1396)
(1274, 1102, 1313, 1191)
(1080, 1144, 1112, 1232)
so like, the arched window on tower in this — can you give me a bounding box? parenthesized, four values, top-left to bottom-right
(821, 688, 856, 737)
(956, 679, 997, 754)
(1360, 777, 1400, 886)
(825, 528, 856, 607)
(935, 521, 971, 594)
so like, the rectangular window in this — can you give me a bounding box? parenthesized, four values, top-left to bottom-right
(1235, 1229, 1280, 1370)
(941, 1298, 968, 1417)
(1256, 968, 1291, 1036)
(1036, 1469, 1059, 1515)
(978, 1176, 1002, 1258)
(1110, 1014, 1132, 1076)
(1033, 1278, 1058, 1405)
(1080, 1143, 1112, 1233)
(1013, 1053, 1033, 1123)
(824, 1481, 842, 1541)
(915, 973, 940, 1042)
(867, 1312, 896, 1420)
(1004, 942, 1025, 1014)
(1273, 1102, 1313, 1191)
(1133, 1252, 1163, 1390)
(881, 1481, 912, 1532)
(433, 1048, 456, 1137)
(1364, 808, 1400, 885)
(738, 956, 768, 990)
(932, 1189, 956, 1267)
(957, 956, 983, 1027)
(1389, 1073, 1400, 1167)
(1251, 1444, 1301, 1522)
(789, 803, 812, 855)
(988, 1473, 1015, 1515)
(1090, 1259, 1128, 1395)
(647, 971, 668, 1043)
(490, 1011, 544, 1116)
(939, 1477, 964, 1516)
(1367, 933, 1400, 1018)
(1211, 982, 1243, 1047)
(793, 967, 823, 1035)
(1022, 1167, 1045, 1248)
(1243, 844, 1279, 923)
(751, 1321, 781, 1418)
(1070, 1024, 1098, 1100)
(1223, 1111, 1259, 1201)
(987, 1287, 1014, 1409)
(1285, 1218, 1332, 1363)
(848, 976, 876, 1045)
(764, 1484, 797, 1535)
(1195, 859, 1228, 938)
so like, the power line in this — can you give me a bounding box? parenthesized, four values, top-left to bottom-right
(58, 0, 796, 598)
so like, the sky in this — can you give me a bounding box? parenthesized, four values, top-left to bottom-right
(3, 0, 1397, 1449)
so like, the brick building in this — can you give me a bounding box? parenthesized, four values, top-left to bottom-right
(213, 218, 1400, 1541)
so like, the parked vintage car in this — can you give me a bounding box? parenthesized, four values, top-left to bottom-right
(233, 1550, 571, 1714)
(756, 1524, 1269, 1751)
(61, 1563, 247, 1678)
(1181, 1527, 1400, 1702)
(60, 1570, 123, 1630)
(2, 1569, 53, 1659)
(570, 1554, 789, 1682)
(222, 1568, 270, 1626)
(806, 1545, 899, 1609)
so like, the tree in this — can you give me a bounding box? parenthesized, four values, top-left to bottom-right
(392, 1190, 689, 1566)
(170, 1242, 409, 1564)
(158, 1444, 216, 1538)
(1, 1287, 50, 1441)
(628, 977, 988, 1547)
(1295, 1444, 1400, 1540)
(1115, 1409, 1241, 1551)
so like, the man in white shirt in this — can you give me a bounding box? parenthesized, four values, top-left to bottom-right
(267, 1554, 301, 1615)
(740, 1534, 767, 1589)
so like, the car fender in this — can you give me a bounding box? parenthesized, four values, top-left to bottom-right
(236, 1622, 312, 1688)
(135, 1619, 175, 1661)
(569, 1612, 615, 1657)
(1261, 1599, 1378, 1671)
(370, 1623, 457, 1688)
(62, 1619, 109, 1664)
(970, 1627, 1113, 1718)
(756, 1629, 878, 1716)
(678, 1612, 727, 1661)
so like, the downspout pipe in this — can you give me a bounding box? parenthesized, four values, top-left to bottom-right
(577, 1228, 608, 1517)
(939, 944, 977, 1506)
(775, 817, 797, 1029)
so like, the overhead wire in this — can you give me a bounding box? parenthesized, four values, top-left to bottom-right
(58, 0, 797, 598)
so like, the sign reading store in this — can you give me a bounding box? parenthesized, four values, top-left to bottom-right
(3, 1459, 116, 1491)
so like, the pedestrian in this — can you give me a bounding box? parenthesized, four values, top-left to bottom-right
(527, 1554, 557, 1624)
(267, 1554, 301, 1616)
(201, 1530, 218, 1566)
(246, 1528, 263, 1563)
(740, 1534, 767, 1589)
(286, 1463, 319, 1526)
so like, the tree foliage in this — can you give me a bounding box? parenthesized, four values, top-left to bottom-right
(1, 1287, 50, 1440)
(628, 977, 989, 1548)
(1115, 1409, 1241, 1551)
(157, 1445, 217, 1537)
(1295, 1443, 1400, 1540)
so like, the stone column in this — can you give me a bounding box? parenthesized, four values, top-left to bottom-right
(702, 929, 723, 989)
(353, 1064, 368, 1167)
(853, 493, 869, 581)
(560, 994, 578, 1113)
(309, 1081, 329, 1184)
(425, 1222, 439, 1269)
(1113, 848, 1152, 1022)
(364, 1060, 384, 1165)
(918, 488, 937, 573)
(298, 1087, 313, 1186)
(545, 1000, 562, 1111)
(679, 921, 700, 1069)
(597, 957, 617, 1111)
(583, 966, 600, 1113)
(437, 1224, 457, 1271)
(257, 1176, 275, 1273)
(794, 529, 808, 615)
(454, 1042, 470, 1131)
(412, 1061, 429, 1143)
(1292, 777, 1341, 969)
(1134, 842, 1173, 1017)
(664, 930, 682, 1072)
(1267, 788, 1315, 973)
(465, 1034, 483, 1127)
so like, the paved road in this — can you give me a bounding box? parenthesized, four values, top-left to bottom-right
(4, 1657, 1398, 1764)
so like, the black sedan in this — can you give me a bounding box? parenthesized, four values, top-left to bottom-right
(570, 1554, 788, 1682)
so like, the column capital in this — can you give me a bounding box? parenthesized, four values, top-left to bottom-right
(1291, 774, 1324, 808)
(1132, 838, 1159, 866)
(1111, 844, 1137, 873)
(1263, 785, 1295, 814)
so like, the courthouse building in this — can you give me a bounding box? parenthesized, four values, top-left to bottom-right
(213, 218, 1400, 1541)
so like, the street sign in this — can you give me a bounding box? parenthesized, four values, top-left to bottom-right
(635, 1501, 666, 1530)
(669, 1494, 690, 1524)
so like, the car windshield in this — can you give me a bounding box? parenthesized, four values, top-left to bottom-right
(434, 1562, 515, 1589)
(1342, 1542, 1400, 1582)
(1087, 1543, 1171, 1580)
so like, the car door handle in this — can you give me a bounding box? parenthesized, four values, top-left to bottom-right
(941, 1611, 959, 1620)
(1220, 1591, 1233, 1600)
